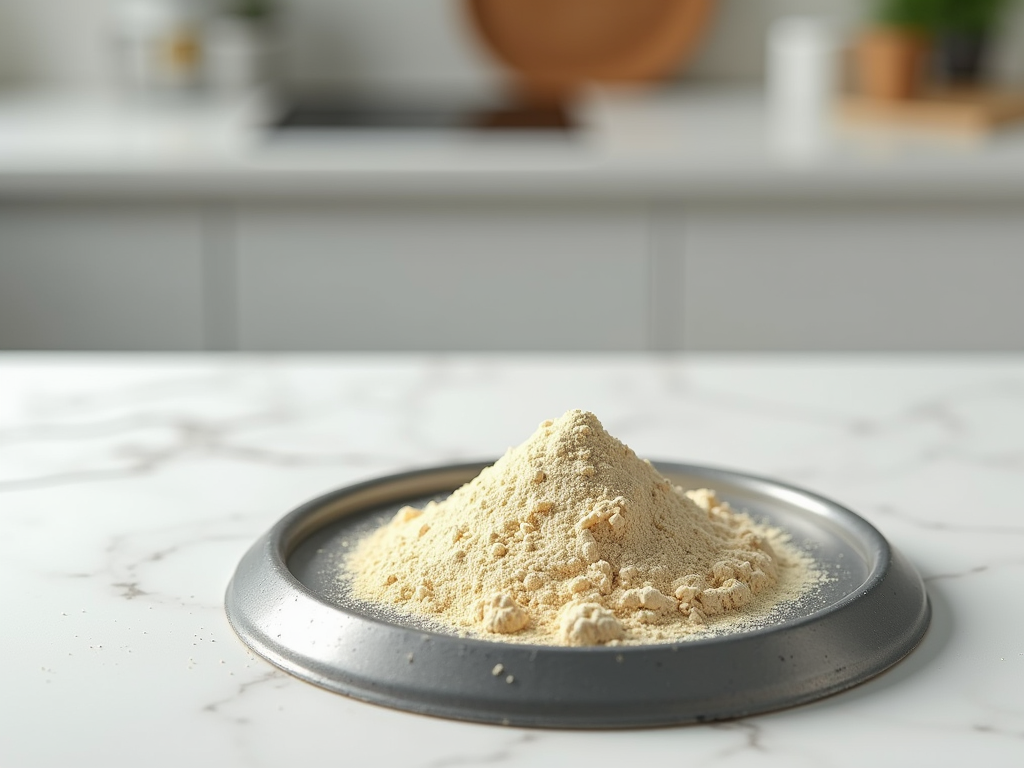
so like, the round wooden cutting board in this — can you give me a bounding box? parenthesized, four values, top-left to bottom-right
(465, 0, 717, 99)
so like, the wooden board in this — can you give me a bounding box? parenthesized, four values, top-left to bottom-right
(465, 0, 716, 100)
(839, 88, 1024, 134)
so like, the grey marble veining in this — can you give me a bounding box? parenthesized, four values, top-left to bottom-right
(1, 354, 1022, 766)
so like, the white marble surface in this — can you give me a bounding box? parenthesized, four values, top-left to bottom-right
(3, 88, 1024, 200)
(2, 354, 1022, 766)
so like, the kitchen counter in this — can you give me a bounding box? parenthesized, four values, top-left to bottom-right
(3, 87, 1024, 200)
(2, 353, 1022, 766)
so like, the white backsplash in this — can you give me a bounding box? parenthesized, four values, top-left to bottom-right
(1, 0, 1023, 92)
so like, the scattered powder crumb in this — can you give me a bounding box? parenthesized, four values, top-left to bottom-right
(347, 410, 820, 647)
(505, 675, 514, 684)
(491, 663, 504, 676)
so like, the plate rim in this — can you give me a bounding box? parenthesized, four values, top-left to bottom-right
(225, 460, 930, 727)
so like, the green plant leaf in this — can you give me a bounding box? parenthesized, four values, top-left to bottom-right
(875, 0, 1012, 32)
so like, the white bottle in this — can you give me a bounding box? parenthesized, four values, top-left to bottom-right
(767, 17, 840, 155)
(112, 0, 206, 94)
(205, 13, 277, 94)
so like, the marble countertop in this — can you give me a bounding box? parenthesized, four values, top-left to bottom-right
(3, 88, 1024, 200)
(2, 354, 1022, 766)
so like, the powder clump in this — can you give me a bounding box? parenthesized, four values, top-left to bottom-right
(347, 410, 816, 646)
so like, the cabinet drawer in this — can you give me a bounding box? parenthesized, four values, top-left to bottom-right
(675, 204, 1024, 351)
(236, 204, 650, 351)
(0, 204, 205, 350)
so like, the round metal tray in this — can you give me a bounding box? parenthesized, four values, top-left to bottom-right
(224, 462, 930, 728)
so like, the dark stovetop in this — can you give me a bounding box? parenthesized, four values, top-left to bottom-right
(271, 97, 576, 133)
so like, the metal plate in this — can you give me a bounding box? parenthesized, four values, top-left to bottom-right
(225, 462, 930, 728)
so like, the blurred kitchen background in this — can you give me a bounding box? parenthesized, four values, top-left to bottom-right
(1, 0, 1024, 352)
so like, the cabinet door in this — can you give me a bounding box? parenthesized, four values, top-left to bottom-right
(235, 203, 651, 351)
(0, 204, 206, 350)
(663, 203, 1024, 351)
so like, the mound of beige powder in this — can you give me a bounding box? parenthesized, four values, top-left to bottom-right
(347, 410, 817, 646)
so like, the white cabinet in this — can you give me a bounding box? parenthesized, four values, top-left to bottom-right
(3, 198, 1022, 352)
(234, 203, 652, 351)
(659, 203, 1024, 351)
(0, 204, 206, 350)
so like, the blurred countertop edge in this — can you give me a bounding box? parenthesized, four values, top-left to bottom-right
(2, 85, 1024, 202)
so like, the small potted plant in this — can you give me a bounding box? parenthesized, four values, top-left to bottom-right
(933, 0, 1010, 85)
(856, 0, 936, 100)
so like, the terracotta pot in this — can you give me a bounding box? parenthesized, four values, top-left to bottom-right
(856, 28, 930, 100)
